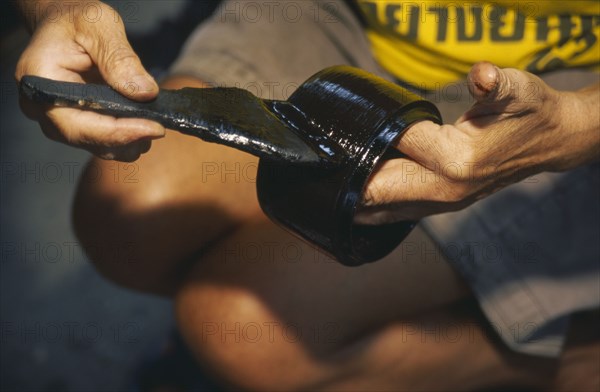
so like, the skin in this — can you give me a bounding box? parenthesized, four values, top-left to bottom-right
(15, 1, 600, 390)
(357, 63, 600, 224)
(15, 0, 163, 161)
(16, 1, 600, 221)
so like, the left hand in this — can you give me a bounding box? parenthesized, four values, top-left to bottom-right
(15, 0, 163, 162)
(356, 62, 600, 225)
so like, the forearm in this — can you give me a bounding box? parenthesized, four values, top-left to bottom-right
(549, 83, 600, 171)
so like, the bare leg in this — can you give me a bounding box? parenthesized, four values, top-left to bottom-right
(73, 76, 263, 294)
(72, 75, 465, 302)
(175, 215, 599, 391)
(174, 215, 559, 391)
(73, 76, 599, 391)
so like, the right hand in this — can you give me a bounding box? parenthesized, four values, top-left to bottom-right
(15, 0, 165, 161)
(357, 62, 599, 224)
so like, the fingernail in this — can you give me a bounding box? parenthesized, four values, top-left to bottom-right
(131, 74, 158, 94)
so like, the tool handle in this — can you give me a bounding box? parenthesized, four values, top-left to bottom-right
(19, 75, 216, 144)
(20, 75, 188, 126)
(19, 75, 323, 164)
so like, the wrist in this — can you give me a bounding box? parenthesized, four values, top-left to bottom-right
(548, 85, 600, 171)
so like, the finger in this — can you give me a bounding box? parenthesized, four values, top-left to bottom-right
(354, 201, 445, 224)
(362, 158, 463, 206)
(466, 61, 540, 105)
(45, 106, 165, 147)
(75, 8, 158, 101)
(93, 38, 158, 101)
(466, 61, 516, 104)
(395, 120, 461, 172)
(458, 63, 528, 123)
(466, 61, 498, 100)
(37, 110, 161, 159)
(357, 158, 467, 222)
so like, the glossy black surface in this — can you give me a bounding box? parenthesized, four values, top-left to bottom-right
(19, 75, 321, 164)
(257, 66, 442, 265)
(20, 67, 442, 266)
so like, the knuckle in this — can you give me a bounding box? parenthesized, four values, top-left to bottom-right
(103, 43, 138, 75)
(363, 176, 398, 207)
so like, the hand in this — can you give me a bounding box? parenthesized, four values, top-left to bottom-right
(15, 0, 164, 161)
(357, 62, 600, 224)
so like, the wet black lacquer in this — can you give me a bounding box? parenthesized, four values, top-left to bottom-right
(20, 66, 442, 266)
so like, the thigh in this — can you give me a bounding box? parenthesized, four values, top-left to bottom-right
(75, 76, 264, 294)
(174, 223, 562, 391)
(176, 216, 469, 354)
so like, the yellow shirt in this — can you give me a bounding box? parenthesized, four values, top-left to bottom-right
(357, 0, 600, 89)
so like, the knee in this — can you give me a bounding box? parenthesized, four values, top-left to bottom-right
(175, 283, 323, 391)
(72, 158, 179, 293)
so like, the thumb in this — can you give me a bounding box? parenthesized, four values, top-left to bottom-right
(79, 19, 158, 101)
(466, 61, 522, 104)
(460, 62, 539, 123)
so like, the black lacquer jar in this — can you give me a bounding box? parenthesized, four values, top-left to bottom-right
(256, 66, 442, 266)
